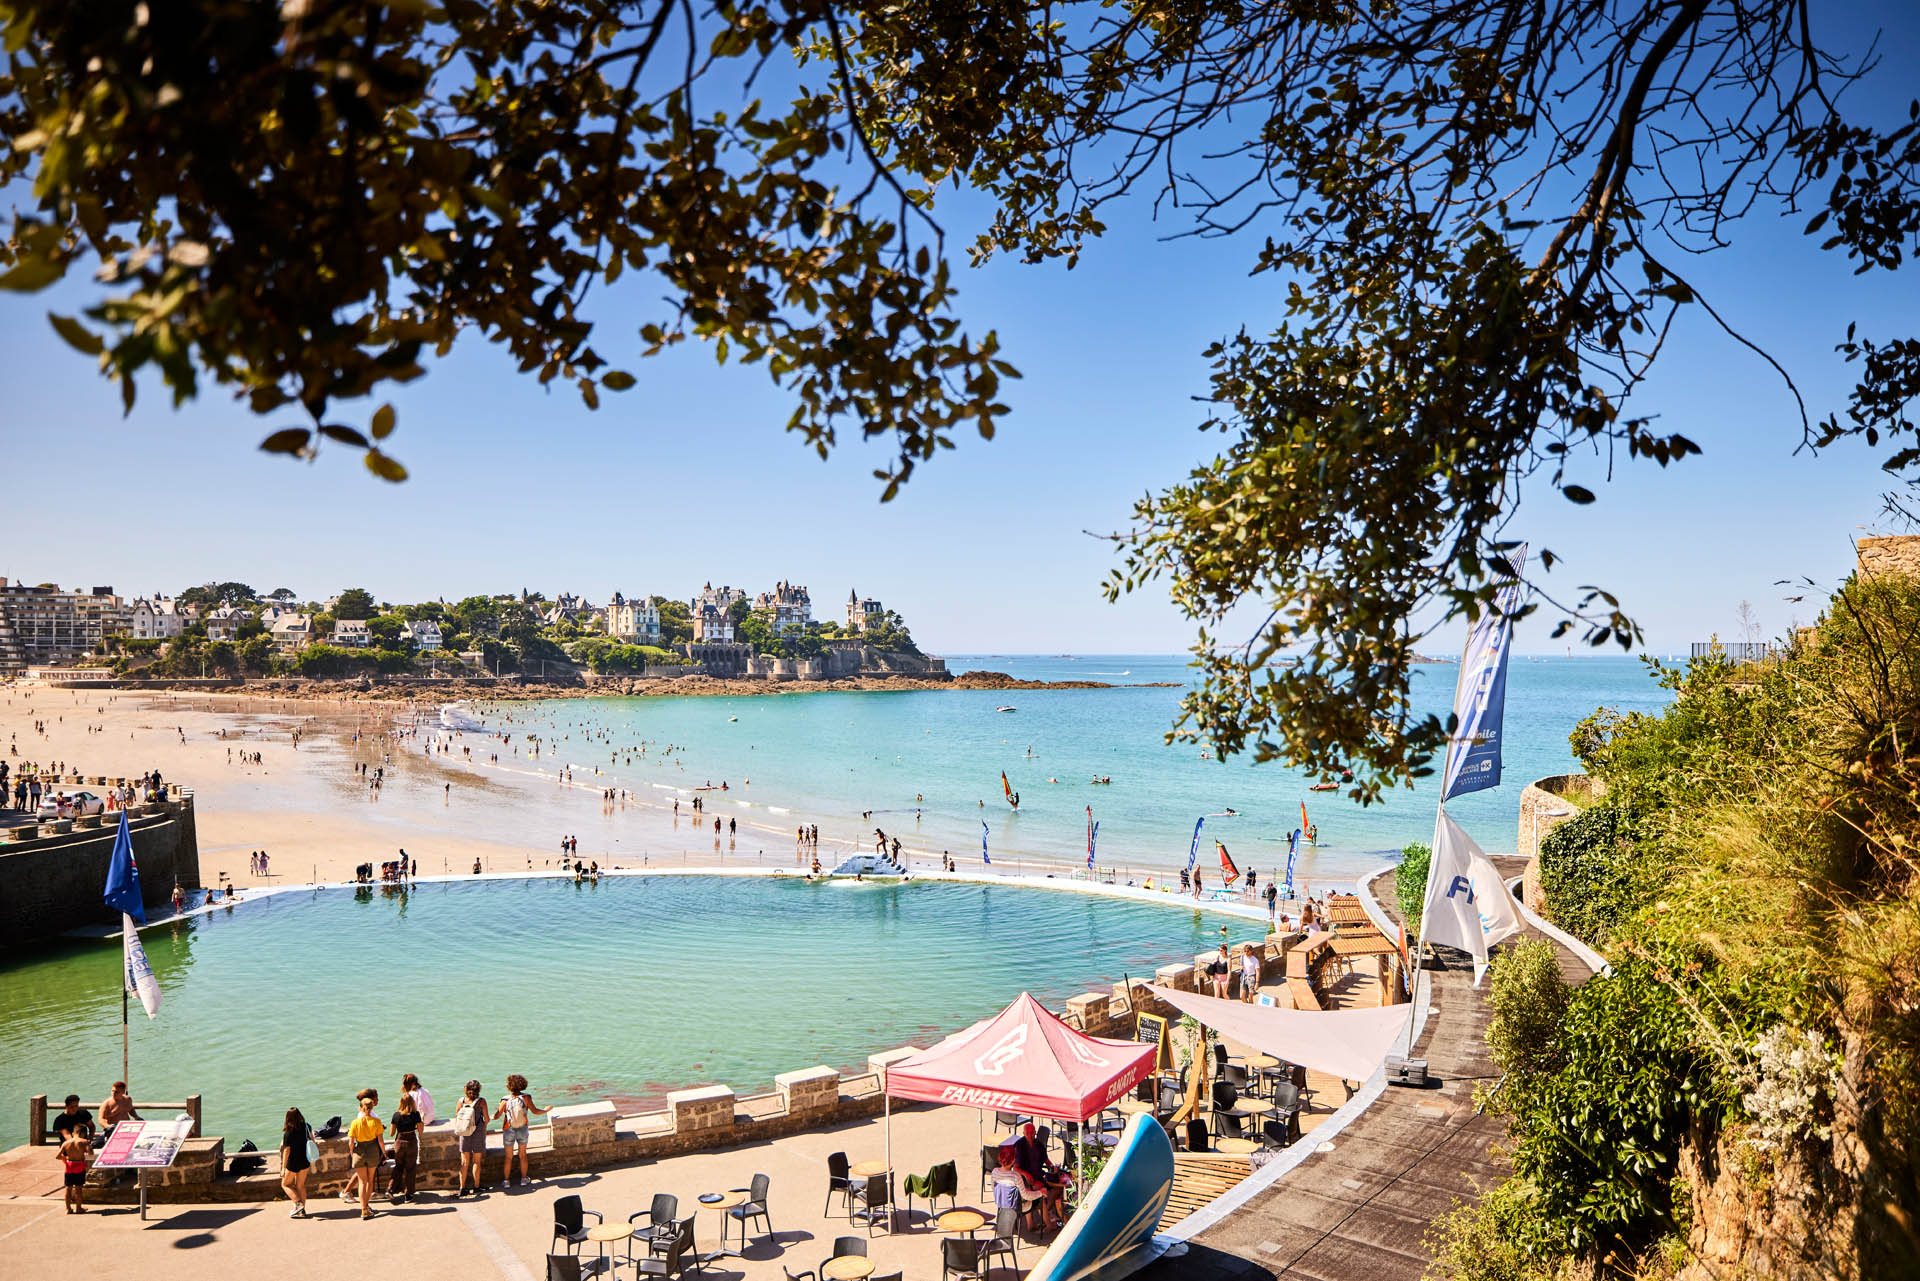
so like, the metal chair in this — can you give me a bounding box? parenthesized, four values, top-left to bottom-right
(941, 1237, 985, 1281)
(1215, 1109, 1247, 1141)
(993, 1110, 1025, 1130)
(547, 1256, 584, 1281)
(904, 1159, 957, 1221)
(848, 1172, 893, 1235)
(680, 1215, 727, 1276)
(978, 1145, 998, 1200)
(981, 1205, 1020, 1275)
(1261, 1118, 1294, 1150)
(825, 1151, 853, 1216)
(551, 1194, 602, 1255)
(1223, 1063, 1253, 1095)
(726, 1172, 772, 1251)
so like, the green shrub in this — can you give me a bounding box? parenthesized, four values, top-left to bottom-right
(1485, 939, 1569, 1082)
(1423, 1179, 1558, 1281)
(1536, 797, 1660, 947)
(1396, 841, 1431, 932)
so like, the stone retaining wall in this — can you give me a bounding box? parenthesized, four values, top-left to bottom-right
(0, 790, 200, 945)
(1517, 773, 1605, 911)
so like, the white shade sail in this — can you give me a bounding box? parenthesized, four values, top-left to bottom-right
(1148, 986, 1410, 1083)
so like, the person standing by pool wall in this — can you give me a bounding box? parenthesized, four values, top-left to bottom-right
(1207, 945, 1231, 998)
(388, 1092, 422, 1201)
(498, 1074, 547, 1187)
(347, 1088, 386, 1220)
(58, 1127, 90, 1213)
(402, 1073, 435, 1124)
(453, 1080, 491, 1196)
(280, 1107, 312, 1218)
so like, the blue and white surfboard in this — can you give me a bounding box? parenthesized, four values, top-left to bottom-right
(1026, 1114, 1174, 1281)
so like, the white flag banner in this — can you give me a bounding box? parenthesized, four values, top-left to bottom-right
(1421, 809, 1524, 985)
(123, 914, 162, 1018)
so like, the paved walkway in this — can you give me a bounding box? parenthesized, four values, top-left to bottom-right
(1135, 857, 1596, 1281)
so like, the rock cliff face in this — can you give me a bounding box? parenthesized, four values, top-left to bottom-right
(1675, 1015, 1918, 1280)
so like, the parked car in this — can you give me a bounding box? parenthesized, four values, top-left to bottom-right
(38, 791, 105, 819)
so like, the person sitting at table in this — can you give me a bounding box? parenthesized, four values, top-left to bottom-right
(1014, 1123, 1068, 1193)
(992, 1139, 1062, 1232)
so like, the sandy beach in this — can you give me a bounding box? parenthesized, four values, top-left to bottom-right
(0, 685, 1191, 895)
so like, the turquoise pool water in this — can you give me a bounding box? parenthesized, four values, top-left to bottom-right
(0, 875, 1256, 1149)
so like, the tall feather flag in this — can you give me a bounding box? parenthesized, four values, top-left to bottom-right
(980, 820, 991, 865)
(103, 812, 161, 1018)
(1086, 806, 1099, 868)
(1216, 840, 1240, 886)
(1283, 828, 1302, 900)
(1186, 816, 1206, 873)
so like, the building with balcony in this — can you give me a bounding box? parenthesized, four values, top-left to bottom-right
(0, 580, 128, 672)
(605, 593, 661, 643)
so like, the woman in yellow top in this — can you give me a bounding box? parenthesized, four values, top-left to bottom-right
(347, 1088, 387, 1220)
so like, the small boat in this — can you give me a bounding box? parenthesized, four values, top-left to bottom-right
(1309, 782, 1338, 792)
(996, 705, 1017, 713)
(728, 715, 738, 722)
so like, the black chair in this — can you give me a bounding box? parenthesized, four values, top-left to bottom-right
(848, 1172, 893, 1235)
(870, 1274, 903, 1281)
(782, 1269, 816, 1281)
(824, 1151, 854, 1216)
(1291, 1062, 1316, 1107)
(904, 1159, 957, 1221)
(1211, 1080, 1239, 1112)
(1223, 1063, 1253, 1095)
(819, 1235, 867, 1278)
(1260, 1118, 1294, 1150)
(981, 1205, 1020, 1275)
(681, 1215, 727, 1276)
(978, 1145, 998, 1200)
(993, 1110, 1024, 1130)
(1185, 1117, 1210, 1152)
(552, 1194, 602, 1255)
(942, 1237, 985, 1281)
(631, 1193, 681, 1254)
(1215, 1110, 1247, 1141)
(1212, 1042, 1230, 1069)
(726, 1172, 772, 1250)
(548, 1256, 584, 1281)
(634, 1217, 691, 1281)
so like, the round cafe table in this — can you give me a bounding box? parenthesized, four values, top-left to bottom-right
(1226, 1099, 1275, 1118)
(937, 1208, 988, 1236)
(700, 1189, 749, 1255)
(849, 1160, 890, 1179)
(1241, 1054, 1278, 1070)
(823, 1255, 877, 1281)
(1115, 1098, 1155, 1116)
(1214, 1137, 1261, 1154)
(587, 1222, 633, 1277)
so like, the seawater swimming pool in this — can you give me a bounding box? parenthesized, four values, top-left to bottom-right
(0, 874, 1263, 1149)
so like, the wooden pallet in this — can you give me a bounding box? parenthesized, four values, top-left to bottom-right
(1156, 1154, 1252, 1232)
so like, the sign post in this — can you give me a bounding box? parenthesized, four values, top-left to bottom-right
(95, 1117, 193, 1220)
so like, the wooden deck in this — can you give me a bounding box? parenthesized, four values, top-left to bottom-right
(1159, 1154, 1254, 1232)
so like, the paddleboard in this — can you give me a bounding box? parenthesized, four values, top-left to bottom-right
(1026, 1114, 1174, 1281)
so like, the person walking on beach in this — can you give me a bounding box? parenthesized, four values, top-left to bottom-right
(280, 1107, 312, 1217)
(1264, 880, 1278, 925)
(347, 1089, 386, 1220)
(453, 1080, 491, 1196)
(387, 1092, 422, 1201)
(498, 1075, 546, 1187)
(1240, 944, 1262, 1003)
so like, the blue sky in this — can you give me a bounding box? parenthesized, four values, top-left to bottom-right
(3, 13, 1915, 655)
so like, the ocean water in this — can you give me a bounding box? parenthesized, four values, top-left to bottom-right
(462, 654, 1671, 888)
(0, 877, 1254, 1148)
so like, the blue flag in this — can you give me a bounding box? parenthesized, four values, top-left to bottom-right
(1442, 546, 1527, 801)
(980, 820, 990, 865)
(1186, 816, 1206, 873)
(1283, 829, 1301, 900)
(103, 811, 147, 924)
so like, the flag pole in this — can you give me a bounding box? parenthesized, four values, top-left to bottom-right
(122, 980, 129, 1085)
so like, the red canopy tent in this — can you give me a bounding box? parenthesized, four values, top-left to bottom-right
(880, 993, 1158, 1192)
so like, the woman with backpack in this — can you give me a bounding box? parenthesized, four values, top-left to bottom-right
(279, 1107, 313, 1218)
(498, 1075, 548, 1188)
(452, 1080, 491, 1196)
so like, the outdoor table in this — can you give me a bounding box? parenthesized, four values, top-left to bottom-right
(937, 1208, 988, 1237)
(1115, 1098, 1155, 1116)
(1241, 1054, 1278, 1070)
(588, 1222, 634, 1277)
(1213, 1137, 1260, 1154)
(1226, 1099, 1276, 1117)
(823, 1255, 877, 1281)
(700, 1189, 750, 1255)
(849, 1160, 890, 1179)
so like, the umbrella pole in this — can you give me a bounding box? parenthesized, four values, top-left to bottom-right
(882, 1068, 891, 1198)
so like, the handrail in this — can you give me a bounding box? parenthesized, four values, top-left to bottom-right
(28, 1093, 201, 1145)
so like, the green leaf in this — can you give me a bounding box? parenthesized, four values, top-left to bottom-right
(318, 424, 370, 447)
(0, 257, 63, 292)
(364, 450, 409, 483)
(1563, 485, 1596, 504)
(370, 404, 396, 440)
(601, 370, 636, 391)
(259, 428, 312, 455)
(48, 312, 103, 356)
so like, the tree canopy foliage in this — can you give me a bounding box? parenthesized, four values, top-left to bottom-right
(5, 1, 1918, 789)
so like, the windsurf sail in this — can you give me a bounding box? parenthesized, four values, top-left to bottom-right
(1216, 840, 1240, 886)
(1002, 770, 1018, 809)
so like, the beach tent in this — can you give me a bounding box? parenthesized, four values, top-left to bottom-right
(881, 992, 1158, 1197)
(1149, 985, 1409, 1083)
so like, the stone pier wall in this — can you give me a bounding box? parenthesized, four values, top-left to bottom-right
(0, 789, 200, 945)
